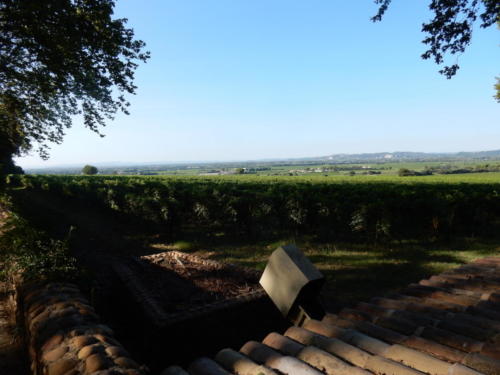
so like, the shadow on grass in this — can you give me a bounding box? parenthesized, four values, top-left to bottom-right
(309, 246, 486, 311)
(6, 188, 499, 315)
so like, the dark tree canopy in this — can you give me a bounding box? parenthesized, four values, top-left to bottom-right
(496, 77, 500, 102)
(82, 165, 98, 175)
(0, 0, 149, 167)
(373, 0, 499, 100)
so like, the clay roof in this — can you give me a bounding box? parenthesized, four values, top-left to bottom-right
(162, 256, 500, 375)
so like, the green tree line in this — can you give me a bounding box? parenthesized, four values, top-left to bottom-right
(7, 175, 500, 242)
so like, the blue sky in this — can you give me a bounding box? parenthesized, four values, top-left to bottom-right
(17, 1, 500, 168)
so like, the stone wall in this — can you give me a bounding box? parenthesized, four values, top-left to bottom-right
(21, 282, 147, 375)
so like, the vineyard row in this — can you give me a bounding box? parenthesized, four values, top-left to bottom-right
(8, 175, 500, 242)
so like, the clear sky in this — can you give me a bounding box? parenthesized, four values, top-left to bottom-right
(17, 1, 500, 168)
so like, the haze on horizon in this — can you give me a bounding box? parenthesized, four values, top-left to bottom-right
(16, 1, 500, 169)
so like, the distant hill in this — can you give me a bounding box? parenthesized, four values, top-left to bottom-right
(23, 149, 500, 174)
(313, 150, 500, 163)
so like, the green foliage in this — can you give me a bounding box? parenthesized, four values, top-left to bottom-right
(0, 161, 23, 190)
(82, 165, 98, 175)
(398, 168, 433, 177)
(373, 0, 499, 78)
(0, 213, 78, 282)
(426, 163, 500, 175)
(172, 240, 196, 251)
(0, 0, 149, 161)
(495, 77, 500, 103)
(398, 168, 413, 177)
(8, 175, 500, 243)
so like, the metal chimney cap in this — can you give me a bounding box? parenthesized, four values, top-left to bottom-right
(259, 244, 324, 317)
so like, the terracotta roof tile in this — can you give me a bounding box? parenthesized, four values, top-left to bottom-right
(240, 341, 323, 375)
(167, 257, 500, 375)
(262, 333, 303, 356)
(161, 365, 190, 375)
(215, 348, 277, 375)
(296, 345, 371, 375)
(188, 357, 233, 375)
(284, 326, 371, 368)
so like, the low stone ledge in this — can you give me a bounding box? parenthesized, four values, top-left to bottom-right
(112, 252, 267, 328)
(108, 251, 286, 371)
(21, 282, 147, 375)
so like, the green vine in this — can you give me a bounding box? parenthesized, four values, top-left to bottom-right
(0, 199, 77, 282)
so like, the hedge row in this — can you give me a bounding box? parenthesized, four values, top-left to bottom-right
(8, 175, 500, 241)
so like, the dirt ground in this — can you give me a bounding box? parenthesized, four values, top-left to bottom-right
(128, 254, 261, 313)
